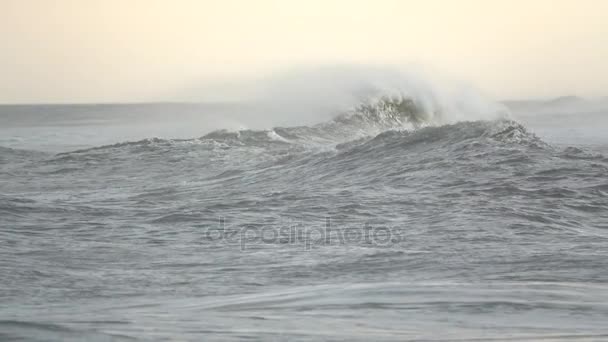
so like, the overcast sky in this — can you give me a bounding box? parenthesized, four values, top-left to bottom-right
(2, 0, 607, 103)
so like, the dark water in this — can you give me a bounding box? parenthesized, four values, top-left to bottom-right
(1, 99, 608, 341)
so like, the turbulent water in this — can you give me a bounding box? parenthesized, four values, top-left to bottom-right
(1, 96, 608, 341)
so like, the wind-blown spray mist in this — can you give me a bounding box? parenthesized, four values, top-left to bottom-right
(190, 65, 510, 129)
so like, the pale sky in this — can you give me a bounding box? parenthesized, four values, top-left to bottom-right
(1, 0, 607, 103)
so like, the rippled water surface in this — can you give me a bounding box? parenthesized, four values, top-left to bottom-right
(1, 100, 608, 341)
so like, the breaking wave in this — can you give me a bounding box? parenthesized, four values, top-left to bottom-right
(41, 94, 523, 156)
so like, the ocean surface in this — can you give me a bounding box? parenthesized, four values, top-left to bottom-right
(1, 96, 608, 341)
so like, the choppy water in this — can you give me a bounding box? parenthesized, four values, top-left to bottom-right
(1, 97, 608, 341)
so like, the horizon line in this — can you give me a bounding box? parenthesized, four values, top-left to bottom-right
(1, 95, 606, 107)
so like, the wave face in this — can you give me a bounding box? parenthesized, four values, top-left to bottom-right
(2, 98, 608, 341)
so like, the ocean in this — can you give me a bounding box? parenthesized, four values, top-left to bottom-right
(1, 95, 608, 341)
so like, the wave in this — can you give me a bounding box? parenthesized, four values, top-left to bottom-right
(281, 121, 553, 179)
(24, 94, 571, 169)
(200, 98, 534, 153)
(198, 94, 509, 148)
(352, 120, 546, 151)
(42, 121, 554, 174)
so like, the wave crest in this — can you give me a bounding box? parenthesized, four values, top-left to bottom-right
(333, 95, 430, 129)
